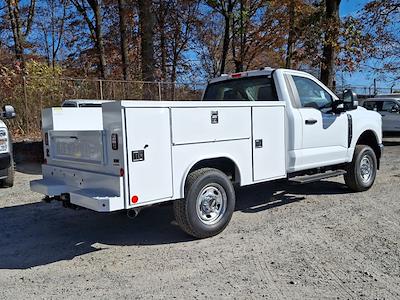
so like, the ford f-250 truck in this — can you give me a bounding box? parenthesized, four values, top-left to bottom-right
(30, 68, 383, 238)
(0, 105, 16, 187)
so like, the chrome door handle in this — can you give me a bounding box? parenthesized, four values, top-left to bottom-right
(305, 119, 317, 125)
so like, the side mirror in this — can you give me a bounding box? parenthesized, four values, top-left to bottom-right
(342, 89, 358, 111)
(391, 105, 400, 113)
(1, 105, 16, 119)
(332, 99, 345, 113)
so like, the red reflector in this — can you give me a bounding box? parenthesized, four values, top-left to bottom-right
(231, 73, 242, 78)
(119, 168, 124, 177)
(131, 195, 139, 204)
(43, 158, 47, 164)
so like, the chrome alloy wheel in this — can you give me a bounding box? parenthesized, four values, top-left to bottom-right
(360, 154, 373, 183)
(196, 183, 227, 225)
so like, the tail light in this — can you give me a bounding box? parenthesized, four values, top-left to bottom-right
(111, 133, 118, 150)
(44, 132, 49, 146)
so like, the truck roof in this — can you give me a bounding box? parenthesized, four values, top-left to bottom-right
(61, 99, 114, 107)
(209, 67, 275, 84)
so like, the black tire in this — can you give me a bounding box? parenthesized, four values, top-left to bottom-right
(0, 162, 14, 188)
(173, 168, 235, 238)
(344, 145, 377, 192)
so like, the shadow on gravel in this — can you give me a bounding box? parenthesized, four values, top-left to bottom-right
(236, 180, 349, 213)
(0, 202, 190, 270)
(384, 140, 400, 147)
(0, 179, 349, 270)
(15, 162, 42, 175)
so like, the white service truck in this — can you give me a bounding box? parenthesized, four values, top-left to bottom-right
(0, 105, 16, 187)
(30, 68, 383, 238)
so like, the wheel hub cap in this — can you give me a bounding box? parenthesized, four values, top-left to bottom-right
(196, 184, 227, 225)
(360, 155, 373, 183)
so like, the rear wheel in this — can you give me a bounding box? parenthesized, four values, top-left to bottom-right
(344, 145, 377, 192)
(173, 168, 235, 238)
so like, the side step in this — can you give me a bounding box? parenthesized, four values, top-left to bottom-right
(290, 170, 347, 184)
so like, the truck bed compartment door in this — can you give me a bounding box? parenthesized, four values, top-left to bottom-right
(125, 108, 173, 205)
(252, 106, 286, 181)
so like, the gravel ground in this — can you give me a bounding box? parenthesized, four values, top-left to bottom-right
(1, 138, 400, 299)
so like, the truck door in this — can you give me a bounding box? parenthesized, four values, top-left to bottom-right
(290, 75, 348, 170)
(125, 108, 173, 206)
(252, 106, 286, 182)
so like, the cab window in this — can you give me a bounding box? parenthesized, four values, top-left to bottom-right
(382, 101, 398, 112)
(292, 76, 332, 109)
(363, 101, 377, 111)
(203, 76, 278, 101)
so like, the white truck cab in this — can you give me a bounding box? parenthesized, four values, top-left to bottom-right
(31, 68, 383, 238)
(0, 105, 16, 187)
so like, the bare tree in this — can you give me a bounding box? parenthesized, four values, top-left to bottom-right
(118, 0, 129, 80)
(320, 0, 341, 88)
(138, 0, 155, 82)
(71, 0, 107, 78)
(37, 0, 67, 70)
(5, 0, 36, 69)
(206, 0, 236, 75)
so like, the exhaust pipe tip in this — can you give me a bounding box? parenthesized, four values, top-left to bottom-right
(127, 208, 140, 219)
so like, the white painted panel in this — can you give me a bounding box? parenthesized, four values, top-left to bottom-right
(252, 106, 286, 181)
(171, 107, 251, 145)
(125, 108, 173, 205)
(42, 107, 103, 131)
(298, 109, 348, 169)
(171, 139, 253, 199)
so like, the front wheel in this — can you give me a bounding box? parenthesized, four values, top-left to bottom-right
(173, 168, 236, 238)
(344, 145, 377, 192)
(0, 163, 14, 188)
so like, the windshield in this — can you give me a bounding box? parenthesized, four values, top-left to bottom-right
(203, 76, 278, 101)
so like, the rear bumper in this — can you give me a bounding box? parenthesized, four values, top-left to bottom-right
(30, 165, 125, 212)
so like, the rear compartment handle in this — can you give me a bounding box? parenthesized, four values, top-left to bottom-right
(305, 119, 317, 125)
(69, 136, 78, 139)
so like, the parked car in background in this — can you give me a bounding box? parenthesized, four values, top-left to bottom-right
(0, 105, 16, 187)
(360, 98, 400, 133)
(374, 93, 400, 99)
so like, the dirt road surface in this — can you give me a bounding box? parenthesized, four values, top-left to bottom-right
(1, 138, 400, 299)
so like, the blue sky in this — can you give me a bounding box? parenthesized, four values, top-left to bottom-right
(339, 0, 398, 90)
